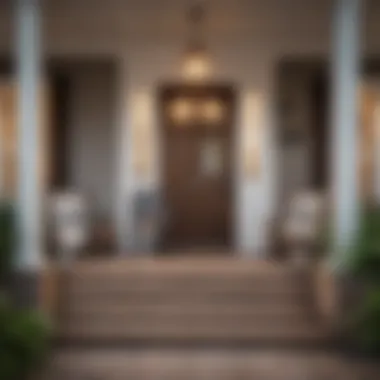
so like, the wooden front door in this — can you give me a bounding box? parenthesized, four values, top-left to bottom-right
(160, 85, 235, 250)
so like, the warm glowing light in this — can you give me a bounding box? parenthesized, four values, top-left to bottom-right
(182, 49, 211, 81)
(202, 99, 224, 123)
(242, 93, 264, 178)
(169, 98, 193, 124)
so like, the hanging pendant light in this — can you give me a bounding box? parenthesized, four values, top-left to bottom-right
(182, 0, 211, 81)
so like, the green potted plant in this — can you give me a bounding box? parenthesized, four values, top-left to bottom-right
(347, 206, 380, 281)
(0, 295, 51, 380)
(350, 289, 380, 355)
(343, 205, 380, 356)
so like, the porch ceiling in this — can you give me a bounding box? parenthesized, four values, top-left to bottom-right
(45, 0, 335, 42)
(0, 0, 379, 50)
(0, 0, 334, 42)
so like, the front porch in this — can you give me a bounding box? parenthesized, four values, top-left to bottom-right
(0, 0, 374, 266)
(2, 0, 380, 374)
(3, 2, 380, 379)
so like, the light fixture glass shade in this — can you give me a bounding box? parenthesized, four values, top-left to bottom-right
(182, 44, 211, 81)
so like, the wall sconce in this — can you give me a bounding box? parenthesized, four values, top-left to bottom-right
(132, 91, 153, 180)
(242, 93, 263, 179)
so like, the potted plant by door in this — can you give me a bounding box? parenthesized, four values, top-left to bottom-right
(343, 206, 380, 357)
(0, 296, 51, 380)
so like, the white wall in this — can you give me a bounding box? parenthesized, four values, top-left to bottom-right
(1, 0, 380, 255)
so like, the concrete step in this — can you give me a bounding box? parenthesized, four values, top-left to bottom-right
(63, 303, 310, 317)
(66, 274, 308, 292)
(59, 321, 328, 343)
(61, 312, 315, 336)
(63, 293, 309, 309)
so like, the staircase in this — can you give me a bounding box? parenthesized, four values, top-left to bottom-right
(56, 258, 329, 345)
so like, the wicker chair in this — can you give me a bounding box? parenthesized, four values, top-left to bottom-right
(282, 191, 325, 265)
(48, 192, 90, 263)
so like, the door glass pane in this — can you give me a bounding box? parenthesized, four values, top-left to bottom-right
(199, 138, 223, 177)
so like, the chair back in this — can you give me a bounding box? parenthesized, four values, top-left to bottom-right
(49, 192, 89, 257)
(283, 191, 324, 243)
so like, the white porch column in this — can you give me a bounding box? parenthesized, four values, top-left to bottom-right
(15, 0, 43, 270)
(115, 59, 130, 253)
(331, 0, 363, 261)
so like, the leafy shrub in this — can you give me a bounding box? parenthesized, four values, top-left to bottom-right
(350, 289, 380, 354)
(0, 295, 51, 380)
(347, 206, 380, 280)
(0, 202, 15, 282)
(0, 203, 51, 379)
(345, 206, 380, 354)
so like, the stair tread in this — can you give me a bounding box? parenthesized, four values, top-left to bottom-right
(64, 302, 309, 312)
(59, 325, 329, 342)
